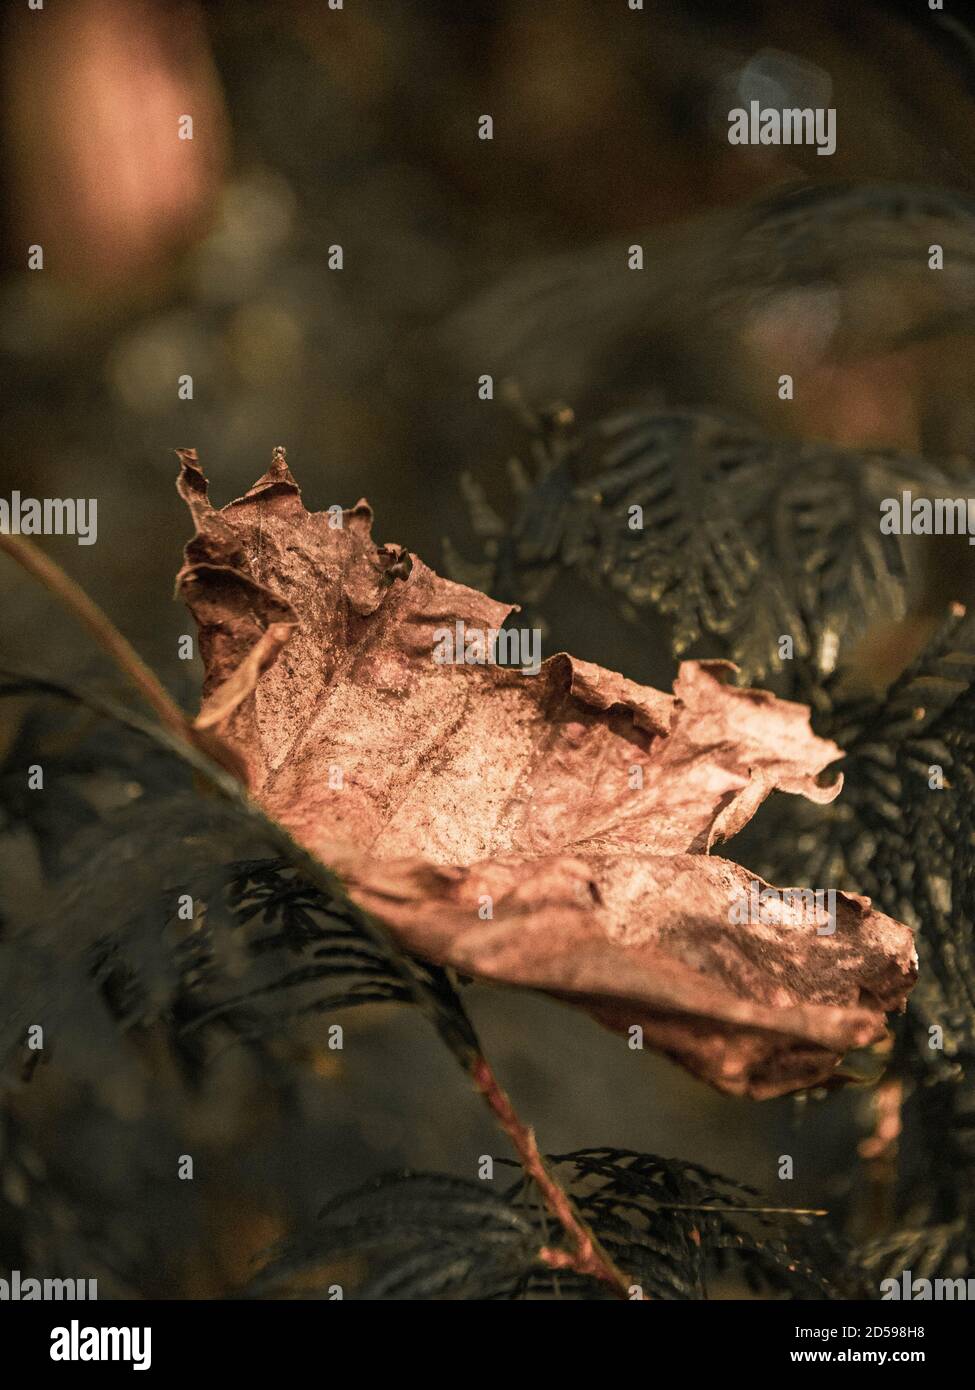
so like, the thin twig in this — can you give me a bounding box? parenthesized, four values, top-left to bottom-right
(0, 534, 190, 738)
(858, 1074, 903, 1237)
(472, 1054, 632, 1298)
(655, 1204, 828, 1216)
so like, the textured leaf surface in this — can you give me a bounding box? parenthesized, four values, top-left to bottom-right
(176, 449, 917, 1099)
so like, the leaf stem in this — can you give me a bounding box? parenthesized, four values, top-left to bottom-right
(0, 534, 190, 739)
(471, 1054, 632, 1298)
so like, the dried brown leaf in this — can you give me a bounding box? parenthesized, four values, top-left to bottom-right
(176, 449, 917, 1098)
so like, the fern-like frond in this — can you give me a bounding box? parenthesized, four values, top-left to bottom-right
(253, 1149, 860, 1301)
(458, 407, 957, 684)
(0, 676, 479, 1087)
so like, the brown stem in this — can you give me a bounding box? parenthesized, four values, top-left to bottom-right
(858, 1075, 903, 1237)
(0, 534, 249, 782)
(0, 533, 191, 739)
(471, 1054, 633, 1299)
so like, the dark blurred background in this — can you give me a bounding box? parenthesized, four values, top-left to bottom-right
(2, 0, 975, 1295)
